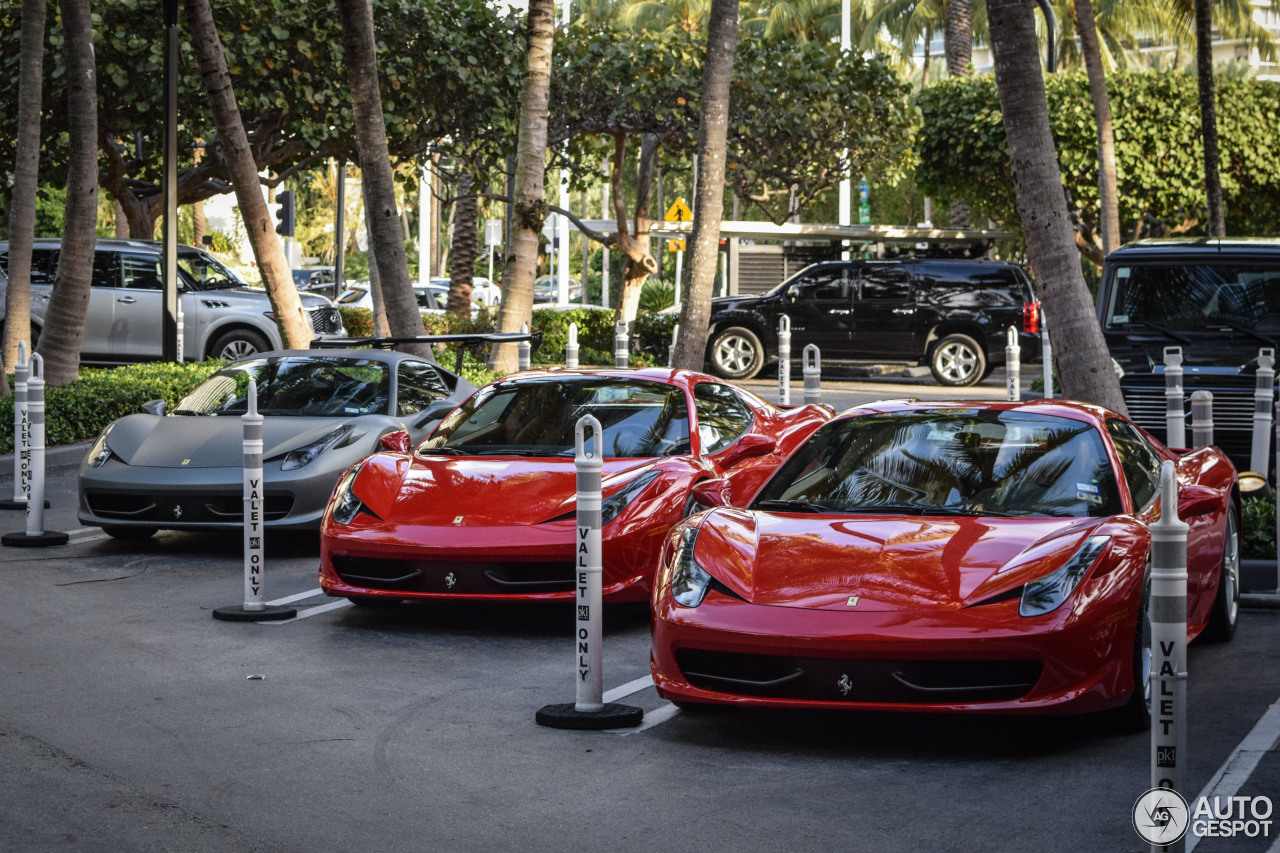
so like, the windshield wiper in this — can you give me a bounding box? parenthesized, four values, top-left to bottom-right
(753, 499, 838, 514)
(1204, 320, 1276, 347)
(419, 445, 472, 456)
(1130, 321, 1191, 345)
(171, 408, 210, 416)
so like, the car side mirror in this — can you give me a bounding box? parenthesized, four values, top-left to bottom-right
(787, 285, 801, 301)
(691, 478, 732, 508)
(379, 429, 412, 454)
(1175, 484, 1219, 518)
(411, 398, 456, 429)
(716, 433, 776, 469)
(141, 399, 166, 416)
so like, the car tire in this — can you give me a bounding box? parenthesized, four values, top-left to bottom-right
(708, 327, 765, 380)
(103, 526, 157, 541)
(1110, 568, 1152, 733)
(1203, 507, 1241, 643)
(208, 329, 270, 362)
(929, 334, 986, 387)
(347, 596, 402, 609)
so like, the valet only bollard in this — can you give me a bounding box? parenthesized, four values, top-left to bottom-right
(614, 319, 629, 368)
(536, 415, 642, 730)
(1041, 317, 1053, 399)
(2, 354, 66, 546)
(1150, 460, 1189, 848)
(518, 323, 531, 371)
(1191, 390, 1214, 449)
(802, 344, 821, 405)
(0, 342, 31, 510)
(1165, 347, 1186, 449)
(213, 379, 295, 622)
(1005, 327, 1021, 402)
(668, 323, 679, 368)
(777, 316, 792, 405)
(565, 322, 579, 369)
(1251, 348, 1275, 478)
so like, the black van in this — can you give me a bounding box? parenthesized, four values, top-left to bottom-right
(1097, 238, 1280, 472)
(704, 258, 1041, 385)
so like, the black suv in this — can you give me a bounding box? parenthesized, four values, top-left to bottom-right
(704, 258, 1041, 385)
(1097, 238, 1280, 472)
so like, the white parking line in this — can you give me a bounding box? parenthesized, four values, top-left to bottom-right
(603, 675, 654, 704)
(268, 587, 328, 606)
(258, 599, 353, 625)
(1187, 700, 1280, 852)
(613, 702, 681, 736)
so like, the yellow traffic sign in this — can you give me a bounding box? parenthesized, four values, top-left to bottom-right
(668, 240, 686, 253)
(664, 198, 693, 223)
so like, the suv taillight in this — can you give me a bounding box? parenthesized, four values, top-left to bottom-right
(1022, 301, 1040, 335)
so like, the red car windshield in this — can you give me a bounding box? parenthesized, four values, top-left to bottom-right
(752, 410, 1123, 518)
(421, 376, 691, 458)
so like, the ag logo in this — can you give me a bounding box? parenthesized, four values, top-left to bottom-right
(1133, 788, 1189, 846)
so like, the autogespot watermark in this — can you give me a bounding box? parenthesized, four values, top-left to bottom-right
(1133, 789, 1274, 845)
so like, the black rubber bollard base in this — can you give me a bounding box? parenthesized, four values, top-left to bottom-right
(0, 499, 50, 510)
(212, 605, 298, 622)
(536, 702, 644, 730)
(1, 530, 68, 547)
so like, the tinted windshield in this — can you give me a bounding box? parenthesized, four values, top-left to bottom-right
(177, 249, 251, 290)
(421, 377, 690, 457)
(752, 410, 1122, 518)
(1104, 263, 1280, 334)
(173, 357, 390, 416)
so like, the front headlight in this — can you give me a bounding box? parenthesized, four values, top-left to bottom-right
(282, 424, 362, 470)
(670, 527, 713, 607)
(1019, 535, 1110, 617)
(86, 426, 115, 469)
(329, 463, 367, 525)
(600, 470, 661, 524)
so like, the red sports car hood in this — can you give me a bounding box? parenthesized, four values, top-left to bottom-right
(355, 453, 664, 526)
(693, 509, 1110, 611)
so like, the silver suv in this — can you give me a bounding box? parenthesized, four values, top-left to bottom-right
(0, 238, 345, 363)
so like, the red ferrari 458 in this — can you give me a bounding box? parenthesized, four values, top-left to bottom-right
(319, 368, 831, 605)
(650, 399, 1239, 726)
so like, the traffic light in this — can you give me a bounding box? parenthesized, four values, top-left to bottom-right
(275, 190, 295, 237)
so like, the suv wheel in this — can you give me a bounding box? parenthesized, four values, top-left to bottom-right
(930, 333, 986, 387)
(208, 329, 270, 361)
(709, 326, 765, 380)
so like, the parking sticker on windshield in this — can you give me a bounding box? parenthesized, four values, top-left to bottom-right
(1077, 482, 1100, 494)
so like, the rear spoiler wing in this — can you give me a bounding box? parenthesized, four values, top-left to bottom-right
(310, 332, 542, 374)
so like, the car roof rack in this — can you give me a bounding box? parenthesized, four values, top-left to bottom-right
(310, 332, 542, 374)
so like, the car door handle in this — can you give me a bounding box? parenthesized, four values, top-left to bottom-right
(892, 307, 915, 315)
(829, 309, 851, 315)
(117, 296, 137, 304)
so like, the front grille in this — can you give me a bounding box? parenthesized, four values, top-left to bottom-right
(332, 556, 574, 594)
(674, 649, 1042, 704)
(1122, 384, 1267, 467)
(85, 491, 293, 523)
(309, 306, 343, 335)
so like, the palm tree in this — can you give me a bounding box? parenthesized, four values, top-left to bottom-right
(987, 0, 1126, 411)
(858, 0, 945, 80)
(1194, 0, 1226, 236)
(2, 0, 46, 393)
(673, 0, 738, 370)
(490, 0, 556, 373)
(1075, 0, 1121, 255)
(36, 0, 97, 387)
(757, 0, 844, 43)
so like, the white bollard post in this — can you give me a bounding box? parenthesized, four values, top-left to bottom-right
(1190, 390, 1213, 449)
(1005, 326, 1021, 402)
(2, 354, 66, 546)
(1, 342, 30, 509)
(213, 378, 295, 621)
(802, 344, 821, 405)
(534, 415, 642, 729)
(1251, 348, 1274, 478)
(1149, 460, 1188, 847)
(1165, 347, 1186, 449)
(176, 301, 185, 363)
(668, 323, 679, 368)
(518, 322, 531, 371)
(614, 318, 629, 368)
(1041, 316, 1053, 399)
(777, 316, 792, 405)
(565, 322, 579, 369)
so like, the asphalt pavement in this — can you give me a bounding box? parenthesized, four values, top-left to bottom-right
(0, 368, 1277, 852)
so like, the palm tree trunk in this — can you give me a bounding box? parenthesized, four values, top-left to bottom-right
(184, 0, 312, 351)
(673, 0, 737, 370)
(987, 0, 1126, 412)
(490, 0, 555, 372)
(613, 133, 659, 327)
(1075, 0, 1120, 255)
(946, 0, 973, 229)
(36, 0, 97, 387)
(3, 0, 46, 393)
(336, 0, 430, 357)
(448, 169, 479, 317)
(1195, 0, 1227, 236)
